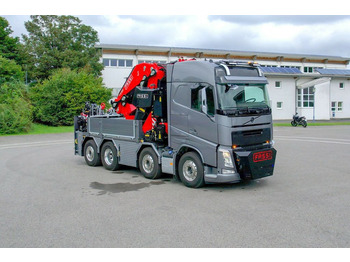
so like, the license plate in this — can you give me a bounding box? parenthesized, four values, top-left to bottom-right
(253, 150, 273, 162)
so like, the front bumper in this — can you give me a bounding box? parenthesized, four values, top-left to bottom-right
(204, 172, 241, 184)
(234, 148, 277, 180)
(204, 147, 276, 184)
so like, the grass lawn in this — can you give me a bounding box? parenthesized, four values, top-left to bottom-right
(0, 123, 74, 136)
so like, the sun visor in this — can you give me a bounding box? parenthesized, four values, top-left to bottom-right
(218, 76, 269, 85)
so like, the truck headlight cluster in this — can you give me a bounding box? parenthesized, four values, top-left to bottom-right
(220, 149, 233, 168)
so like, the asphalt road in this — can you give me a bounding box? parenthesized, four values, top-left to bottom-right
(0, 126, 350, 248)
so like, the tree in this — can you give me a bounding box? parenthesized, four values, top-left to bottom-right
(0, 16, 23, 65)
(0, 80, 32, 135)
(22, 15, 104, 81)
(0, 55, 24, 85)
(0, 18, 30, 134)
(30, 68, 111, 126)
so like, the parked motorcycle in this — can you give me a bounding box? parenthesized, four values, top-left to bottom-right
(291, 113, 307, 127)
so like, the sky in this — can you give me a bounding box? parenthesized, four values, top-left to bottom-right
(3, 2, 350, 59)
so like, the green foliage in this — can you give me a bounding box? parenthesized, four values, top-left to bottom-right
(0, 123, 74, 136)
(0, 55, 24, 85)
(22, 15, 104, 81)
(30, 68, 111, 126)
(0, 81, 32, 135)
(0, 16, 23, 64)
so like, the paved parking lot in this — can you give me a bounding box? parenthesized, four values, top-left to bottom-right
(0, 126, 350, 247)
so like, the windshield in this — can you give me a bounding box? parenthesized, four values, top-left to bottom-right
(217, 84, 271, 112)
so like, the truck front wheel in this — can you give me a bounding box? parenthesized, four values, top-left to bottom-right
(139, 147, 162, 179)
(101, 141, 120, 171)
(84, 140, 101, 167)
(178, 152, 205, 188)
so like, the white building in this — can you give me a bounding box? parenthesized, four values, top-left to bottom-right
(96, 44, 350, 120)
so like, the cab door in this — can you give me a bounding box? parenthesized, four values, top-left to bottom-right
(187, 83, 218, 166)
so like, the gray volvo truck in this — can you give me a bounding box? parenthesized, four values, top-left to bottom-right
(74, 60, 277, 188)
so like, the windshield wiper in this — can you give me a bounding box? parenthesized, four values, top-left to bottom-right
(217, 107, 248, 116)
(247, 107, 267, 114)
(218, 105, 271, 117)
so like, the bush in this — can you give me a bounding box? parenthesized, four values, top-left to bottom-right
(0, 81, 32, 135)
(0, 56, 24, 85)
(30, 68, 111, 126)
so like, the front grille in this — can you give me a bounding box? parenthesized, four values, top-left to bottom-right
(232, 128, 271, 147)
(242, 129, 263, 136)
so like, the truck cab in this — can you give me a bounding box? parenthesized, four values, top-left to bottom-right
(167, 60, 276, 187)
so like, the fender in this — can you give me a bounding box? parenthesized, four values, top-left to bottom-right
(136, 143, 161, 165)
(175, 144, 205, 165)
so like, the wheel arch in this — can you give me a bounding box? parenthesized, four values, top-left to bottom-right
(174, 145, 204, 179)
(99, 139, 118, 153)
(136, 143, 161, 168)
(82, 137, 103, 156)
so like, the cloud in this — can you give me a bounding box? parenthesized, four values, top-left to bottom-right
(2, 15, 350, 58)
(208, 15, 350, 26)
(78, 15, 111, 27)
(88, 15, 350, 57)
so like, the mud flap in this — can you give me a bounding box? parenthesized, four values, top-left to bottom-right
(234, 148, 277, 180)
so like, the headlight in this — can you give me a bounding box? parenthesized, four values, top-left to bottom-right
(220, 149, 233, 168)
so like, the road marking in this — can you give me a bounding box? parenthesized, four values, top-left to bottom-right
(275, 135, 350, 142)
(0, 140, 71, 150)
(275, 136, 350, 145)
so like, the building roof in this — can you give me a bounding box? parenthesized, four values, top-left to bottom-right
(96, 43, 350, 65)
(316, 68, 350, 76)
(260, 67, 302, 74)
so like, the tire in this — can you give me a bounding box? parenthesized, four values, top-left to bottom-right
(101, 141, 120, 171)
(139, 147, 162, 179)
(302, 120, 307, 128)
(84, 140, 101, 166)
(291, 120, 297, 127)
(178, 152, 205, 188)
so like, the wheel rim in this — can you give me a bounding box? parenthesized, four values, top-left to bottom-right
(86, 145, 95, 162)
(182, 160, 197, 182)
(104, 148, 114, 166)
(142, 154, 154, 174)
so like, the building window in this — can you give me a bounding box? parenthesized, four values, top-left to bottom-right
(275, 81, 281, 88)
(298, 86, 315, 108)
(139, 60, 167, 64)
(304, 67, 312, 73)
(118, 59, 125, 67)
(281, 66, 301, 70)
(103, 59, 109, 66)
(110, 59, 117, 66)
(277, 102, 283, 109)
(331, 101, 343, 112)
(338, 102, 343, 112)
(303, 67, 323, 73)
(339, 83, 344, 89)
(331, 101, 336, 112)
(102, 59, 133, 67)
(126, 60, 133, 67)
